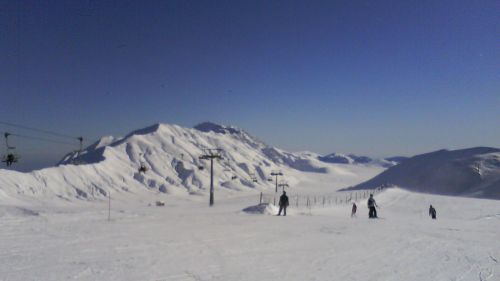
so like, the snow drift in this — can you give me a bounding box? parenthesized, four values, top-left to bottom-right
(242, 203, 278, 215)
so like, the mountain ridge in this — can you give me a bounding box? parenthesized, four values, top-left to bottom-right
(342, 147, 500, 199)
(0, 122, 348, 202)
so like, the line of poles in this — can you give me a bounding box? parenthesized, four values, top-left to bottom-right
(259, 188, 385, 208)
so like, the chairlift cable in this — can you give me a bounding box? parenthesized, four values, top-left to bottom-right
(0, 121, 81, 140)
(1, 131, 79, 147)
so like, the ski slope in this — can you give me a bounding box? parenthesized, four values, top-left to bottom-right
(1, 180, 499, 280)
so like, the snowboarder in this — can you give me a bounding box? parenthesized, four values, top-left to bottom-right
(351, 203, 357, 217)
(429, 205, 436, 219)
(367, 194, 378, 218)
(277, 191, 289, 216)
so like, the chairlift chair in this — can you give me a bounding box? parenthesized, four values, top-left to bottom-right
(137, 153, 147, 173)
(2, 133, 20, 166)
(138, 164, 147, 173)
(2, 153, 19, 166)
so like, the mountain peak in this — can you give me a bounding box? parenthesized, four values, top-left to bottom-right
(194, 122, 241, 135)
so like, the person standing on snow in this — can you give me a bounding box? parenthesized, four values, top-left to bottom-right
(367, 194, 378, 218)
(277, 191, 289, 216)
(429, 205, 437, 219)
(351, 203, 357, 217)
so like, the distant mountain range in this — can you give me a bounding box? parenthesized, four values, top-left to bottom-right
(318, 153, 407, 167)
(342, 147, 500, 199)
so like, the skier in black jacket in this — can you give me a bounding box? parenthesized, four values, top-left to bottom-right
(367, 194, 378, 218)
(278, 191, 289, 216)
(429, 205, 437, 219)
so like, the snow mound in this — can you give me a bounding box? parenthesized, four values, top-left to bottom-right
(0, 206, 40, 217)
(242, 203, 278, 215)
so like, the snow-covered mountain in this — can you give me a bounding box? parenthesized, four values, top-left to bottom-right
(318, 153, 353, 164)
(0, 122, 341, 202)
(343, 147, 500, 199)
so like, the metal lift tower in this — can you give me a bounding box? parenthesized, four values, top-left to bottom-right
(270, 170, 283, 205)
(199, 148, 223, 206)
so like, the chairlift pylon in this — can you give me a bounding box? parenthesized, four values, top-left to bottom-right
(77, 137, 83, 154)
(71, 136, 85, 165)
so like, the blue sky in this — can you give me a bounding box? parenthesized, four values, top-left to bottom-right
(1, 0, 499, 171)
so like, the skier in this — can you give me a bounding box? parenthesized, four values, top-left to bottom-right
(367, 194, 378, 218)
(277, 191, 289, 216)
(351, 203, 357, 217)
(429, 205, 437, 219)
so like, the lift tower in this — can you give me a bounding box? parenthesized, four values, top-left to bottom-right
(199, 148, 223, 206)
(270, 170, 283, 205)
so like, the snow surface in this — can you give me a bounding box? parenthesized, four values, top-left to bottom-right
(1, 179, 499, 281)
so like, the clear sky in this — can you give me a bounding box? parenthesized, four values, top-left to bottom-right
(1, 0, 499, 171)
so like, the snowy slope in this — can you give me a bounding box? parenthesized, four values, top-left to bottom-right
(345, 147, 500, 199)
(1, 186, 499, 281)
(0, 122, 379, 203)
